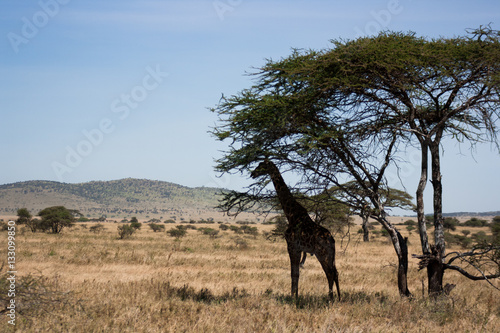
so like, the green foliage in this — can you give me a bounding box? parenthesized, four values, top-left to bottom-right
(444, 232, 472, 248)
(406, 225, 415, 234)
(117, 224, 136, 239)
(443, 217, 459, 231)
(16, 208, 39, 232)
(219, 224, 229, 231)
(463, 218, 489, 227)
(130, 220, 142, 230)
(239, 225, 259, 237)
(167, 225, 187, 239)
(148, 223, 165, 232)
(403, 220, 417, 226)
(197, 228, 220, 239)
(38, 206, 76, 234)
(471, 231, 489, 243)
(490, 217, 500, 244)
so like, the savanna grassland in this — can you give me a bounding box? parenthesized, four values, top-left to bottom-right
(1, 221, 499, 332)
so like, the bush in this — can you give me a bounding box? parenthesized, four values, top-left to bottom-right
(491, 216, 500, 243)
(89, 224, 105, 234)
(240, 225, 259, 237)
(219, 224, 229, 231)
(471, 231, 489, 243)
(444, 232, 472, 248)
(149, 223, 165, 232)
(198, 228, 219, 239)
(118, 224, 136, 239)
(167, 226, 187, 239)
(130, 218, 141, 230)
(229, 225, 243, 234)
(443, 217, 459, 231)
(463, 217, 488, 227)
(403, 219, 417, 226)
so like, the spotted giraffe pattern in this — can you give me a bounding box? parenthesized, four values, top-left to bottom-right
(251, 159, 340, 301)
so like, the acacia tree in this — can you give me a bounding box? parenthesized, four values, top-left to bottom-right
(213, 26, 500, 297)
(16, 208, 38, 232)
(38, 206, 77, 234)
(259, 26, 500, 295)
(212, 69, 413, 296)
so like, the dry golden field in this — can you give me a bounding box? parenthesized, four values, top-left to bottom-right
(1, 221, 499, 332)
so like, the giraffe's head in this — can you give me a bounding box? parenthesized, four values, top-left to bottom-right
(250, 159, 274, 179)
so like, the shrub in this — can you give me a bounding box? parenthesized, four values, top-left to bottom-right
(443, 217, 459, 231)
(149, 223, 165, 232)
(219, 224, 229, 231)
(129, 218, 141, 230)
(406, 225, 415, 234)
(444, 232, 472, 248)
(463, 217, 488, 227)
(403, 219, 417, 226)
(89, 224, 105, 234)
(167, 226, 187, 239)
(198, 228, 219, 239)
(471, 231, 489, 243)
(118, 224, 136, 239)
(491, 216, 500, 244)
(229, 225, 243, 234)
(240, 225, 259, 237)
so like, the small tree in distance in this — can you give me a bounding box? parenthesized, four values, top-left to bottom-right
(167, 225, 187, 240)
(117, 224, 136, 239)
(38, 206, 77, 234)
(149, 223, 165, 232)
(16, 208, 39, 232)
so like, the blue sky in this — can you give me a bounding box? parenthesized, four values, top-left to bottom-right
(1, 0, 500, 214)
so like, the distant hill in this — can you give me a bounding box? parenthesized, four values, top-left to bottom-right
(443, 211, 500, 217)
(0, 178, 228, 220)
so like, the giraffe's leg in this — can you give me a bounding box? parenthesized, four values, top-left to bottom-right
(288, 247, 301, 298)
(316, 250, 340, 302)
(333, 263, 340, 301)
(316, 253, 335, 301)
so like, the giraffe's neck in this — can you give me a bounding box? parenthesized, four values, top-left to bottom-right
(266, 164, 310, 226)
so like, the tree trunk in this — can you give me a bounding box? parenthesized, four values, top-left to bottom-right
(426, 245, 444, 296)
(416, 141, 430, 254)
(378, 216, 412, 297)
(396, 231, 411, 297)
(362, 213, 370, 242)
(428, 140, 446, 295)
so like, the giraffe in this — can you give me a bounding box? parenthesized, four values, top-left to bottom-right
(251, 159, 340, 301)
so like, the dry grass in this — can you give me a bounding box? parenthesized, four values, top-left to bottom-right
(1, 222, 499, 332)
